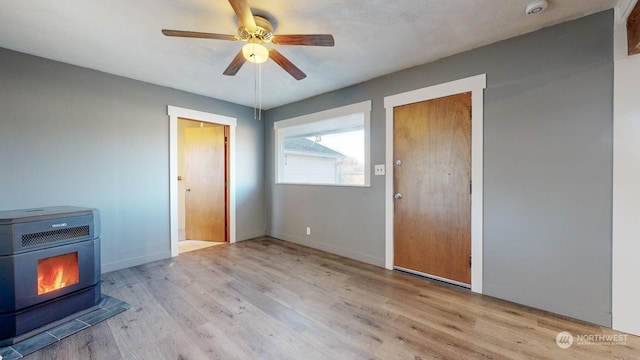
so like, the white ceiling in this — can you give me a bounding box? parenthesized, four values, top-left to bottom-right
(0, 0, 628, 109)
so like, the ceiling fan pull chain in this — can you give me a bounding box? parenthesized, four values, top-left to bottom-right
(252, 60, 262, 121)
(254, 61, 258, 120)
(258, 62, 262, 121)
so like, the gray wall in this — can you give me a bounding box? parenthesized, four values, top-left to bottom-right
(265, 11, 613, 326)
(0, 47, 265, 272)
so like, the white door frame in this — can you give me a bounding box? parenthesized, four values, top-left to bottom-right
(383, 74, 486, 293)
(168, 105, 237, 257)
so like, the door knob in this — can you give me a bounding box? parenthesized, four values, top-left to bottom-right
(394, 193, 402, 199)
(185, 187, 191, 192)
(395, 160, 402, 166)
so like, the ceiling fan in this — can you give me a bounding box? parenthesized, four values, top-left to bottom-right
(162, 0, 335, 80)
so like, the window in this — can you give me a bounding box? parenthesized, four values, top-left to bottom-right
(274, 101, 371, 186)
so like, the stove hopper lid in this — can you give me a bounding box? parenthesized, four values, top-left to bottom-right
(0, 206, 96, 224)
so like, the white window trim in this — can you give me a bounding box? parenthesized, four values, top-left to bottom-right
(383, 74, 486, 294)
(274, 100, 372, 187)
(167, 105, 237, 257)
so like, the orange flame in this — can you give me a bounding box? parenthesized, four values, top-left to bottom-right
(37, 252, 79, 295)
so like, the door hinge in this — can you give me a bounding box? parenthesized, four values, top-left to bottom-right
(470, 180, 472, 195)
(469, 255, 472, 268)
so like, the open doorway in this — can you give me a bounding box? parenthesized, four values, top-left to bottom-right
(178, 119, 228, 254)
(168, 106, 237, 257)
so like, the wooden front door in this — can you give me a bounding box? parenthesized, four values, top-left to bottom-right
(393, 92, 471, 285)
(184, 124, 227, 242)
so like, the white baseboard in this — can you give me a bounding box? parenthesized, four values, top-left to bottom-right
(237, 230, 267, 241)
(101, 250, 171, 274)
(267, 231, 384, 267)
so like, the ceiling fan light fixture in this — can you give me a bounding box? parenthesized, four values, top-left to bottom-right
(242, 42, 269, 64)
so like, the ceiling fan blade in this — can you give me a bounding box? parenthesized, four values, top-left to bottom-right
(162, 29, 238, 41)
(272, 34, 335, 47)
(223, 50, 247, 76)
(268, 49, 306, 80)
(228, 0, 257, 32)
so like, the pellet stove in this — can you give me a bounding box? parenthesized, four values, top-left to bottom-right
(0, 206, 101, 346)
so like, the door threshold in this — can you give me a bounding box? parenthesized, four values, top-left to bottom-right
(394, 266, 471, 289)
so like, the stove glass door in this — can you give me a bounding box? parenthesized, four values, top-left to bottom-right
(37, 252, 79, 295)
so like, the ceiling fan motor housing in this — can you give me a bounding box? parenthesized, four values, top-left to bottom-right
(239, 15, 274, 42)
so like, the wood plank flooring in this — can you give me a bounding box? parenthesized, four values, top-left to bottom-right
(26, 238, 640, 359)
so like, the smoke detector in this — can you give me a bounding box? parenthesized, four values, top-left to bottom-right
(526, 0, 548, 15)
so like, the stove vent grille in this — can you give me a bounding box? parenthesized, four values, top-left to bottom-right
(21, 226, 90, 247)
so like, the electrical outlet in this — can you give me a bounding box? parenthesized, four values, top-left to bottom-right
(374, 164, 385, 176)
(306, 227, 311, 235)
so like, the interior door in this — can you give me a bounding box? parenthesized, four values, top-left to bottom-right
(393, 92, 472, 285)
(184, 125, 227, 242)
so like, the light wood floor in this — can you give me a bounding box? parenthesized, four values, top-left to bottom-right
(26, 238, 639, 359)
